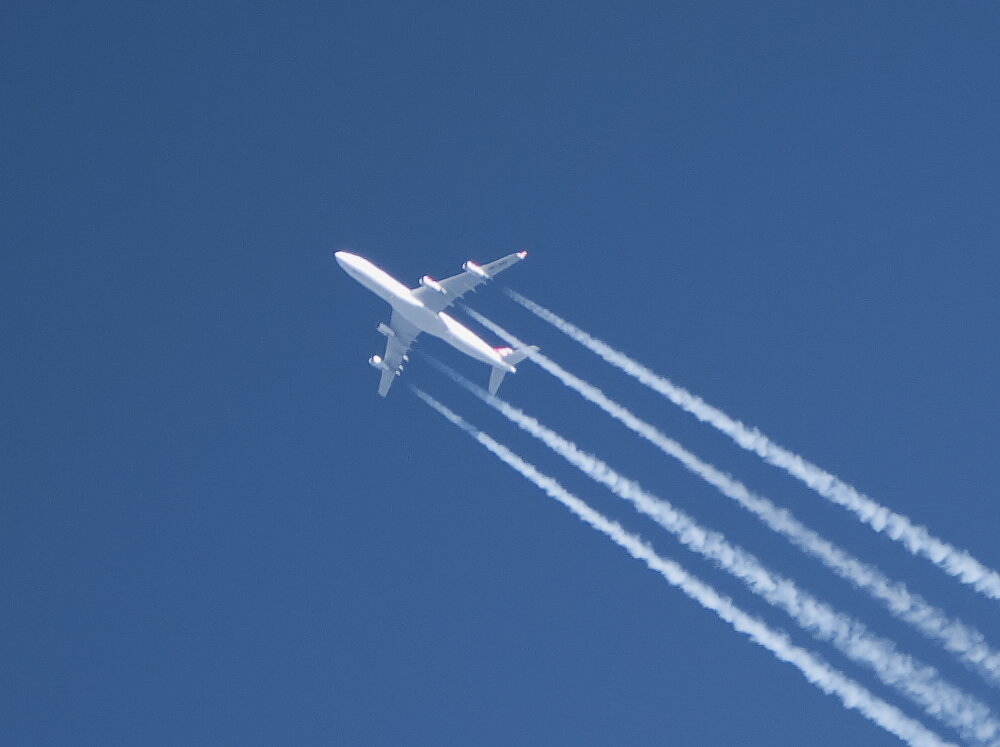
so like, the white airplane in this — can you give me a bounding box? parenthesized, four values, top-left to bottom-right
(335, 250, 533, 396)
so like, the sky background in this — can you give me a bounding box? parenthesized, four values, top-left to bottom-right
(3, 2, 1000, 745)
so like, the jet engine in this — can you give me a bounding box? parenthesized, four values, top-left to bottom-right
(419, 275, 446, 293)
(368, 355, 389, 371)
(462, 261, 488, 279)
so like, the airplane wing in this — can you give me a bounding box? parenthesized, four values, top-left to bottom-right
(411, 251, 527, 314)
(375, 311, 421, 397)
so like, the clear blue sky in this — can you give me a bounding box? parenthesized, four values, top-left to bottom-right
(3, 3, 999, 744)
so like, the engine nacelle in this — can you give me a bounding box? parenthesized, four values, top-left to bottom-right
(376, 322, 394, 337)
(463, 260, 488, 279)
(369, 355, 389, 371)
(419, 275, 446, 293)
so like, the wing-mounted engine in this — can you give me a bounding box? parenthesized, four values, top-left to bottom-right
(370, 353, 407, 371)
(462, 261, 489, 279)
(419, 275, 446, 294)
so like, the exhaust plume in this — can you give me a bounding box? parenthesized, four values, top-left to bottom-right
(502, 290, 1000, 601)
(423, 360, 998, 743)
(411, 387, 952, 747)
(426, 344, 1000, 690)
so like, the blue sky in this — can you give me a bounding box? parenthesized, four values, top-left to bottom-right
(3, 2, 1000, 744)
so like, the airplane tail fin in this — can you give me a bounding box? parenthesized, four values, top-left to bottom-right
(488, 345, 538, 395)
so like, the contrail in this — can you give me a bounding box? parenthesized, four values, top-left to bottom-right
(423, 360, 999, 744)
(458, 310, 1000, 688)
(411, 387, 953, 747)
(503, 290, 1000, 602)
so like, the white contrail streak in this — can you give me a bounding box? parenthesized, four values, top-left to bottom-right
(503, 289, 1000, 602)
(430, 333, 1000, 692)
(411, 387, 953, 747)
(424, 360, 999, 744)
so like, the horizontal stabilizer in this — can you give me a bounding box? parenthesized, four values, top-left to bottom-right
(488, 344, 539, 395)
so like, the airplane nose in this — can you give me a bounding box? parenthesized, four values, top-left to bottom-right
(334, 251, 351, 269)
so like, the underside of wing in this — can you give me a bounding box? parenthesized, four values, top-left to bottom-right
(411, 251, 527, 314)
(373, 311, 421, 396)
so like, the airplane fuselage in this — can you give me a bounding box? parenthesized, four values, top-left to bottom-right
(335, 252, 514, 372)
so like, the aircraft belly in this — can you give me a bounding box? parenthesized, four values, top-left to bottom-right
(344, 259, 411, 305)
(442, 322, 509, 368)
(391, 304, 498, 367)
(446, 333, 499, 367)
(392, 302, 444, 336)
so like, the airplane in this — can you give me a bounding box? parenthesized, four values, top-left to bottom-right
(335, 250, 534, 396)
